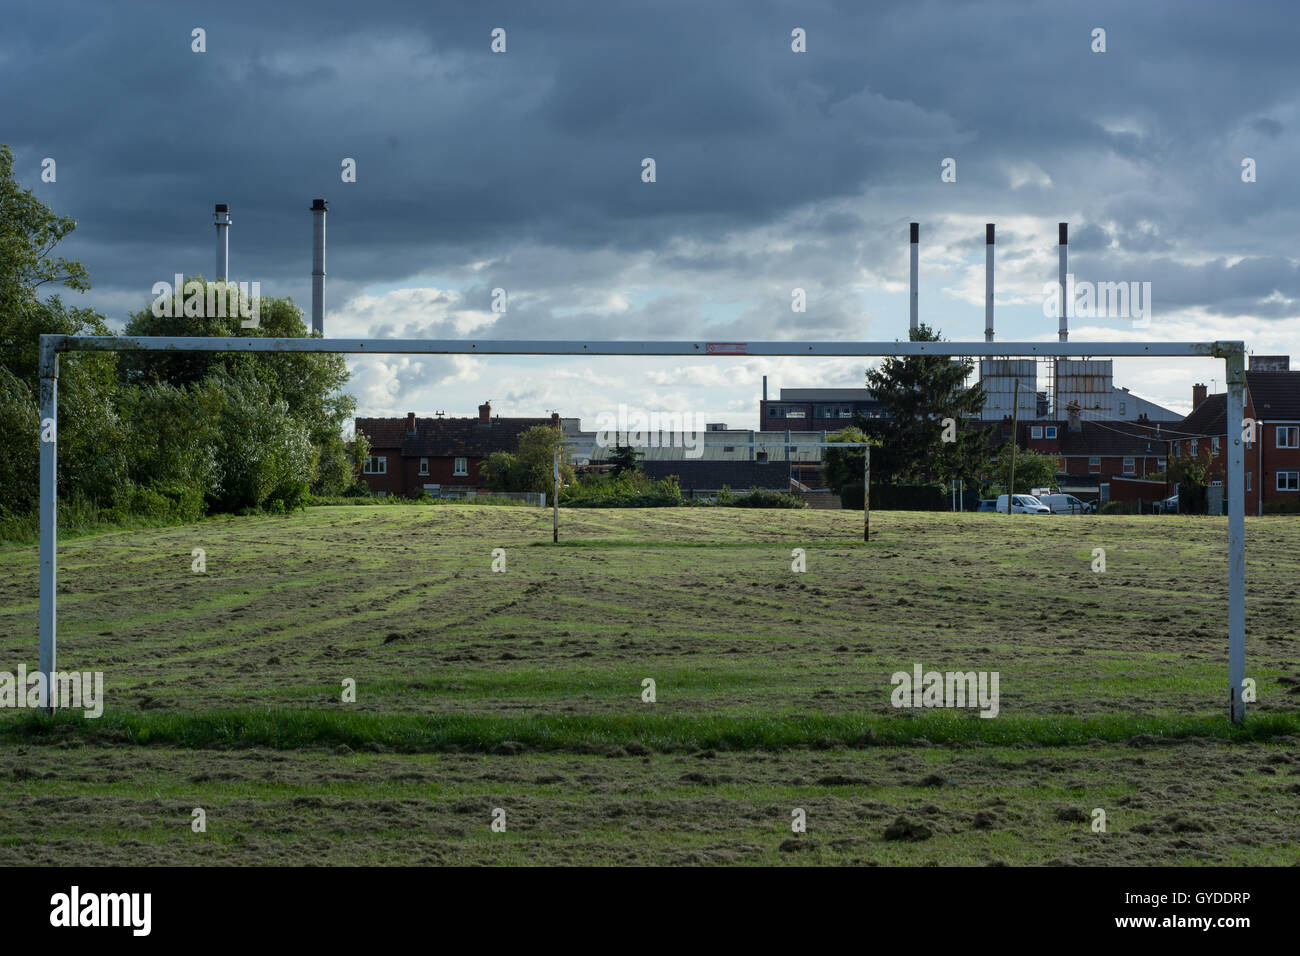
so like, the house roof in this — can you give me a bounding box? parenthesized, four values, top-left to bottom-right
(1177, 393, 1226, 437)
(1058, 421, 1167, 457)
(1247, 370, 1300, 420)
(1173, 371, 1300, 437)
(356, 416, 554, 458)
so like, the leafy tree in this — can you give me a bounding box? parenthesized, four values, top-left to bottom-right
(607, 443, 640, 478)
(987, 445, 1057, 494)
(821, 426, 874, 499)
(0, 143, 125, 514)
(857, 324, 989, 486)
(1166, 457, 1209, 514)
(480, 426, 574, 493)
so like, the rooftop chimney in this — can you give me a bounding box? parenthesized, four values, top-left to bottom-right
(1193, 383, 1207, 410)
(762, 374, 768, 402)
(1058, 222, 1068, 342)
(478, 401, 491, 424)
(551, 412, 560, 428)
(311, 199, 328, 335)
(214, 204, 231, 281)
(985, 223, 995, 342)
(406, 412, 416, 434)
(909, 222, 919, 333)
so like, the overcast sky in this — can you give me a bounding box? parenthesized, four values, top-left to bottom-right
(6, 0, 1296, 429)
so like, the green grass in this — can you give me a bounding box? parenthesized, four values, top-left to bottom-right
(5, 708, 1299, 752)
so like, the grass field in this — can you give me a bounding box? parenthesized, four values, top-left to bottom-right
(1, 506, 1298, 865)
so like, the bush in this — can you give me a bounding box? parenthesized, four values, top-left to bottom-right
(562, 470, 684, 507)
(1100, 501, 1129, 515)
(719, 487, 807, 509)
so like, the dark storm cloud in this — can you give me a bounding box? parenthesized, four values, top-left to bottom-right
(2, 0, 1297, 327)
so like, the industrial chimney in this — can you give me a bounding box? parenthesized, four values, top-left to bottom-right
(909, 222, 919, 333)
(1058, 222, 1068, 342)
(311, 199, 328, 335)
(985, 223, 995, 342)
(214, 204, 231, 281)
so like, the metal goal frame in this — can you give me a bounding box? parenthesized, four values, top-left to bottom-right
(35, 334, 1249, 721)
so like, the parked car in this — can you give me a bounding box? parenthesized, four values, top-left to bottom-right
(996, 494, 1051, 514)
(1160, 494, 1178, 514)
(1038, 493, 1094, 514)
(976, 499, 999, 512)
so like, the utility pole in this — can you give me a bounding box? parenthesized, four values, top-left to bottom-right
(552, 445, 560, 543)
(1007, 378, 1020, 515)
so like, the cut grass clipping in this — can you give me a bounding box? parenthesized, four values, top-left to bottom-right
(5, 709, 1299, 753)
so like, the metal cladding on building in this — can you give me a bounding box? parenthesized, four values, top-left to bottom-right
(979, 359, 1037, 419)
(1055, 359, 1115, 419)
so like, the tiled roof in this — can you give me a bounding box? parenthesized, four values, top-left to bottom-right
(1246, 371, 1300, 420)
(1058, 421, 1167, 457)
(1176, 393, 1226, 438)
(356, 416, 554, 457)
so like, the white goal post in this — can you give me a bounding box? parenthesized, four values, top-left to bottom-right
(35, 335, 1249, 722)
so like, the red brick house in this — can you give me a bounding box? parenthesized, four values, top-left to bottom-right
(355, 402, 559, 497)
(1171, 369, 1300, 514)
(989, 408, 1168, 498)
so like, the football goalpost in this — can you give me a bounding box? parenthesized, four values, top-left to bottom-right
(36, 334, 1249, 722)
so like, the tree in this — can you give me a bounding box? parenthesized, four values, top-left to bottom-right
(0, 143, 125, 516)
(857, 324, 989, 486)
(607, 443, 640, 478)
(1166, 457, 1209, 514)
(481, 426, 574, 493)
(821, 426, 873, 500)
(987, 445, 1057, 494)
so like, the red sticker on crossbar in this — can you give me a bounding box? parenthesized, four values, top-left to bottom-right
(706, 342, 747, 354)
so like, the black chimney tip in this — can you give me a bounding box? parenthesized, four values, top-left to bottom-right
(909, 222, 919, 242)
(986, 223, 995, 243)
(312, 199, 328, 211)
(214, 203, 229, 212)
(1058, 222, 1068, 244)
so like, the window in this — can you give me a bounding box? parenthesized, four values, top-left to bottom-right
(454, 457, 468, 476)
(1211, 437, 1220, 456)
(419, 457, 429, 475)
(1088, 456, 1101, 473)
(1190, 439, 1198, 457)
(1173, 440, 1180, 457)
(1157, 458, 1167, 471)
(769, 405, 806, 419)
(1119, 401, 1127, 416)
(1030, 426, 1043, 439)
(1278, 471, 1300, 492)
(814, 405, 852, 419)
(1045, 426, 1058, 439)
(1278, 426, 1300, 449)
(363, 456, 387, 475)
(1123, 457, 1135, 475)
(722, 445, 735, 453)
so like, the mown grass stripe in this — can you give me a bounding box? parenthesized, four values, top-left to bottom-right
(2, 709, 1296, 752)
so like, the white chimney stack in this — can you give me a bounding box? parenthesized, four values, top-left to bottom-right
(214, 203, 231, 281)
(909, 222, 919, 333)
(312, 199, 328, 335)
(1058, 222, 1068, 342)
(985, 223, 995, 342)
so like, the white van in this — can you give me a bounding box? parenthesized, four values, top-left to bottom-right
(1038, 493, 1093, 514)
(996, 494, 1051, 514)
